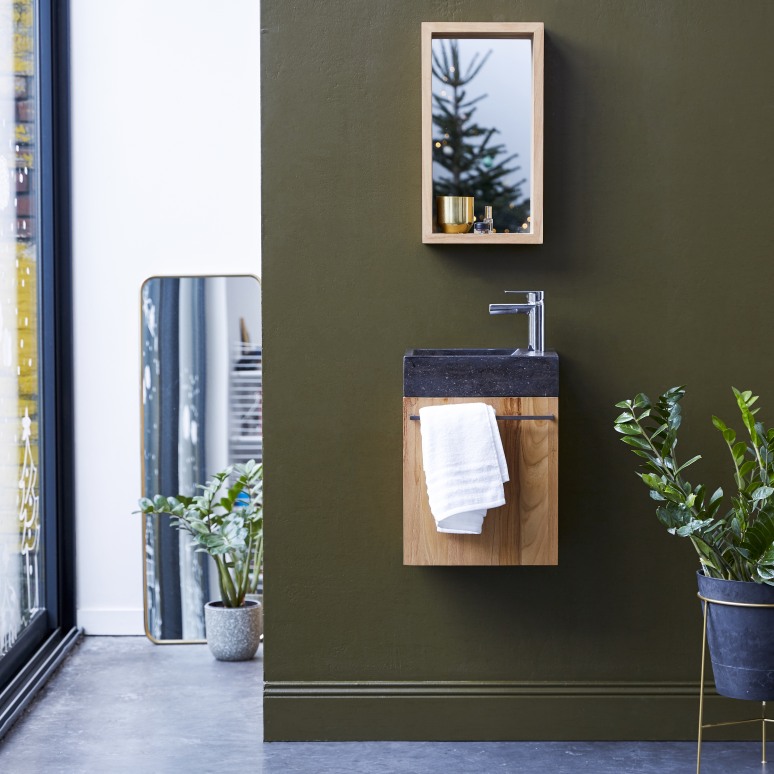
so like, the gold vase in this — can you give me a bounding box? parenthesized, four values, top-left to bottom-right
(436, 196, 475, 234)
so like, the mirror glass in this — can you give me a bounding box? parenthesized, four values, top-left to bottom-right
(432, 37, 532, 233)
(421, 23, 543, 244)
(140, 275, 262, 642)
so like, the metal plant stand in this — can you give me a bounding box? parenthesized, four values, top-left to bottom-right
(696, 593, 774, 773)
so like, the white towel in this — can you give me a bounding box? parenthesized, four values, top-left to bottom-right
(418, 402, 509, 534)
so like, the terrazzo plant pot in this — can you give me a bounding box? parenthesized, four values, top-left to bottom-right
(204, 599, 262, 662)
(245, 593, 264, 642)
(697, 572, 774, 701)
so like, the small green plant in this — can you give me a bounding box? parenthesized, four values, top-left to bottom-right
(614, 387, 774, 585)
(138, 459, 263, 607)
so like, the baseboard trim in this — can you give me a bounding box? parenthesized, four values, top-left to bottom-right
(264, 680, 759, 741)
(76, 607, 144, 635)
(266, 680, 707, 698)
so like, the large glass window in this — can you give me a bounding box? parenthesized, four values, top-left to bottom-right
(0, 0, 75, 737)
(0, 0, 43, 658)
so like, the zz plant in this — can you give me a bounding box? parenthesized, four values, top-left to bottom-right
(138, 459, 263, 608)
(614, 386, 774, 585)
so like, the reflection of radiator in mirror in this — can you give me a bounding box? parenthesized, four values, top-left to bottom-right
(142, 276, 261, 644)
(229, 340, 262, 464)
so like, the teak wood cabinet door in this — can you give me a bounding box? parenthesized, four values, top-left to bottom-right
(403, 397, 558, 566)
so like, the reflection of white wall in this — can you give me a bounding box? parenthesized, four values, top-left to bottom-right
(432, 38, 533, 198)
(227, 276, 262, 347)
(204, 278, 230, 475)
(71, 0, 261, 635)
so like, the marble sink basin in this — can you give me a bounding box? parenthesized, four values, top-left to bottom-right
(403, 348, 559, 397)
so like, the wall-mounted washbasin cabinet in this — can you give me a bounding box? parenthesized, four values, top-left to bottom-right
(403, 349, 558, 566)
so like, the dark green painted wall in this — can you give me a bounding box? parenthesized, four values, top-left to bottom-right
(261, 0, 774, 740)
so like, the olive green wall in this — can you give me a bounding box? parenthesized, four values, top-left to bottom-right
(261, 0, 774, 740)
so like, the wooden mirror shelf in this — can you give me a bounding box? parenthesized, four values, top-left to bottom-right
(421, 22, 544, 244)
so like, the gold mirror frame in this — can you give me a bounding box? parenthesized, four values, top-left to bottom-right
(421, 22, 544, 244)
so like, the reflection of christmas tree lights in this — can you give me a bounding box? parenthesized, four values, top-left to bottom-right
(431, 39, 530, 233)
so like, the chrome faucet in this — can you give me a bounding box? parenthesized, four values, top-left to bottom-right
(489, 291, 545, 353)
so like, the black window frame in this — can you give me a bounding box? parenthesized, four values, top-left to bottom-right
(0, 0, 78, 738)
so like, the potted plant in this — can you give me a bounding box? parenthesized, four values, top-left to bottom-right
(138, 459, 264, 661)
(614, 386, 774, 700)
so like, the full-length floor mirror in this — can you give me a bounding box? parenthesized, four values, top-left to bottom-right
(140, 275, 262, 643)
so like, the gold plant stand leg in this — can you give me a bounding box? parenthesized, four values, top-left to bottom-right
(696, 598, 708, 774)
(696, 595, 774, 773)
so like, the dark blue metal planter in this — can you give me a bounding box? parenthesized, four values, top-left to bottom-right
(697, 572, 774, 701)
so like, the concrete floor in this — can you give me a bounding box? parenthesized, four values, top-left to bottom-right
(0, 636, 767, 773)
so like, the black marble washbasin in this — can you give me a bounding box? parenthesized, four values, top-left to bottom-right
(404, 348, 559, 398)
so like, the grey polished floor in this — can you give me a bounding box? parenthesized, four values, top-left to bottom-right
(0, 636, 767, 773)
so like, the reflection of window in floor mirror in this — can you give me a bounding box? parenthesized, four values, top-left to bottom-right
(140, 275, 262, 644)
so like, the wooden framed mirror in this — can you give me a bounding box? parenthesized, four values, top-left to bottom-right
(421, 22, 544, 244)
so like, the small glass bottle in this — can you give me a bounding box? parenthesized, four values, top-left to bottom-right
(473, 206, 494, 235)
(483, 205, 494, 233)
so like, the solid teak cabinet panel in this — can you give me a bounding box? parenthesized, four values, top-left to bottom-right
(403, 396, 558, 566)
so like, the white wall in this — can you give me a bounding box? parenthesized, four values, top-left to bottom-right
(70, 0, 261, 634)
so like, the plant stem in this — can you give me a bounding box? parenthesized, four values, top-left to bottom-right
(238, 536, 253, 602)
(215, 555, 238, 607)
(249, 534, 263, 595)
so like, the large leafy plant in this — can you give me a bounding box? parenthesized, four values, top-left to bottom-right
(138, 460, 263, 607)
(614, 387, 774, 585)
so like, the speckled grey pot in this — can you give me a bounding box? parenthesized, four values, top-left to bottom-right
(204, 600, 262, 662)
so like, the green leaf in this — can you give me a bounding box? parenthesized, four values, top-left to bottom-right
(153, 495, 172, 512)
(674, 518, 715, 537)
(668, 404, 682, 431)
(722, 428, 736, 445)
(663, 386, 686, 400)
(691, 537, 721, 572)
(752, 486, 774, 502)
(712, 416, 728, 432)
(675, 455, 702, 474)
(640, 473, 666, 490)
(620, 435, 650, 450)
(656, 502, 691, 530)
(731, 441, 746, 463)
(614, 422, 642, 436)
(742, 511, 774, 562)
(633, 393, 652, 409)
(705, 487, 724, 519)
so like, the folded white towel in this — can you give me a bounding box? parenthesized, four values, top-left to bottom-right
(418, 402, 509, 534)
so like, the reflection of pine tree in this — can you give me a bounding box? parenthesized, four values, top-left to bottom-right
(432, 40, 530, 233)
